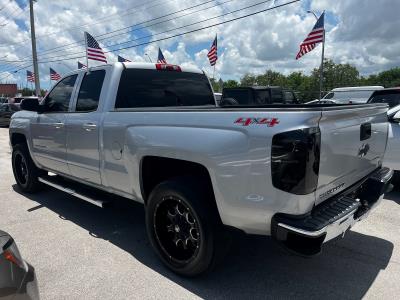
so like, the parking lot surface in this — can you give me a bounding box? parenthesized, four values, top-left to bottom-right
(0, 127, 399, 299)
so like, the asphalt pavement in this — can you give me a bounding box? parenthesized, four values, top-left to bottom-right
(0, 127, 399, 299)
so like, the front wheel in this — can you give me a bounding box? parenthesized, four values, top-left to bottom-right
(12, 144, 44, 193)
(146, 177, 226, 276)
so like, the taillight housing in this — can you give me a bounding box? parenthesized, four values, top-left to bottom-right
(271, 127, 320, 195)
(155, 64, 182, 72)
(2, 238, 28, 271)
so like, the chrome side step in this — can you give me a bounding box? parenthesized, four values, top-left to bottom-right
(38, 175, 109, 208)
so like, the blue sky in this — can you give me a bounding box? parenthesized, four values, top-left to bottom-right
(0, 0, 399, 91)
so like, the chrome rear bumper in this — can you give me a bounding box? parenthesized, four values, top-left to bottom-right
(271, 167, 393, 256)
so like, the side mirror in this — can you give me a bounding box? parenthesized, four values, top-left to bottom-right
(20, 98, 39, 112)
(392, 111, 400, 123)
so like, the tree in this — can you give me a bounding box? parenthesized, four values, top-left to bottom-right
(224, 79, 239, 88)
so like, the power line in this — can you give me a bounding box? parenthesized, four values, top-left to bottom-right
(1, 0, 300, 77)
(15, 0, 274, 63)
(35, 0, 223, 57)
(0, 0, 15, 13)
(0, 0, 179, 48)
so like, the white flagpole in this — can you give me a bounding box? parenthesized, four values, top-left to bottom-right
(213, 64, 215, 80)
(84, 32, 89, 68)
(319, 11, 325, 100)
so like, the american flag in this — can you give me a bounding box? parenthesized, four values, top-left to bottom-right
(78, 61, 87, 69)
(207, 35, 218, 66)
(118, 55, 131, 62)
(26, 70, 35, 82)
(50, 68, 61, 81)
(85, 32, 107, 63)
(296, 12, 325, 60)
(157, 48, 167, 64)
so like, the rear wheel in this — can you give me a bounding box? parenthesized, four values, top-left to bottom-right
(12, 143, 44, 193)
(146, 177, 227, 276)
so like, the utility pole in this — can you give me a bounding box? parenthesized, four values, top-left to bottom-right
(29, 0, 40, 97)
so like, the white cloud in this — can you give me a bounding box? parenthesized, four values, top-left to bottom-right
(0, 0, 399, 88)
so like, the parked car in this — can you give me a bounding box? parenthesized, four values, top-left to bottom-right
(9, 96, 39, 110)
(383, 105, 400, 186)
(0, 230, 39, 299)
(323, 86, 384, 104)
(0, 97, 9, 104)
(0, 104, 20, 127)
(221, 86, 299, 106)
(367, 88, 400, 108)
(305, 99, 336, 105)
(11, 62, 392, 276)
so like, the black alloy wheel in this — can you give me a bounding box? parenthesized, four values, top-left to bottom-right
(154, 195, 201, 264)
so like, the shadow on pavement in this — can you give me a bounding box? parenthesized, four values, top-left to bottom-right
(384, 190, 400, 204)
(13, 185, 394, 299)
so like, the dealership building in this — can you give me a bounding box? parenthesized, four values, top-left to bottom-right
(0, 83, 17, 97)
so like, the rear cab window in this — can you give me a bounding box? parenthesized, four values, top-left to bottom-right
(115, 69, 214, 108)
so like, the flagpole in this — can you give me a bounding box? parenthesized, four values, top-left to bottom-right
(213, 64, 215, 80)
(318, 11, 325, 100)
(84, 32, 89, 68)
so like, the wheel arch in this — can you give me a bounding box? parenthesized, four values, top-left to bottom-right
(140, 156, 218, 208)
(10, 132, 27, 146)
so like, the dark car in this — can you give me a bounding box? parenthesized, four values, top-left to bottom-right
(0, 104, 20, 127)
(0, 230, 39, 299)
(221, 86, 299, 106)
(367, 88, 400, 108)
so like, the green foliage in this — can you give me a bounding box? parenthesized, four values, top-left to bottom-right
(218, 59, 400, 102)
(18, 88, 47, 97)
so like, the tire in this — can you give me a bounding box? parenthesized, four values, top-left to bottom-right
(12, 143, 44, 193)
(145, 177, 227, 277)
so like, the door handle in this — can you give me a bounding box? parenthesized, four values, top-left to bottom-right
(82, 123, 97, 131)
(53, 122, 64, 129)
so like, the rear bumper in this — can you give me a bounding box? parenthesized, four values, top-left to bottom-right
(271, 167, 393, 256)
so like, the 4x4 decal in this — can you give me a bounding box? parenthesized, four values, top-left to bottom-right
(234, 117, 279, 127)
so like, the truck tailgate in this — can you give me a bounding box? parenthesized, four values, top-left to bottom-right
(315, 104, 388, 205)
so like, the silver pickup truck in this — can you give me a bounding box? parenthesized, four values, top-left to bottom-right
(9, 62, 393, 276)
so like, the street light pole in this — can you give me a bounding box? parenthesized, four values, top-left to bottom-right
(29, 0, 40, 97)
(307, 10, 325, 100)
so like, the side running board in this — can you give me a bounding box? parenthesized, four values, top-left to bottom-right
(38, 175, 110, 208)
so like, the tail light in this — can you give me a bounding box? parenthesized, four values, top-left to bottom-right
(271, 127, 321, 195)
(2, 238, 28, 271)
(155, 64, 181, 72)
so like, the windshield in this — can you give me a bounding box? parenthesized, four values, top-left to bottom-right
(324, 90, 376, 103)
(368, 91, 400, 108)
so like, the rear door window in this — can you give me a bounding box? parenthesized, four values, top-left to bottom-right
(284, 91, 295, 103)
(76, 70, 105, 112)
(115, 69, 214, 108)
(222, 89, 252, 105)
(271, 89, 284, 104)
(368, 91, 400, 108)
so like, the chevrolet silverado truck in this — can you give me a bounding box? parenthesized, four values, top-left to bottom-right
(9, 62, 393, 276)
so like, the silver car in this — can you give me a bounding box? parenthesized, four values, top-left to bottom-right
(0, 230, 39, 299)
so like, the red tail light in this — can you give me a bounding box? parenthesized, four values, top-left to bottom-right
(155, 64, 181, 72)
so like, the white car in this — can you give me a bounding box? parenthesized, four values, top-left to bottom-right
(323, 86, 384, 104)
(385, 105, 400, 184)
